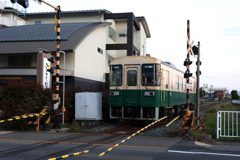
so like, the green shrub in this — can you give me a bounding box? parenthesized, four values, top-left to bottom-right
(0, 81, 52, 130)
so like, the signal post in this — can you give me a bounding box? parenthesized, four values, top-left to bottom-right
(184, 20, 193, 110)
(33, 0, 62, 129)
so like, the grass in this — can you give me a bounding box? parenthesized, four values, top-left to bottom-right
(67, 123, 82, 132)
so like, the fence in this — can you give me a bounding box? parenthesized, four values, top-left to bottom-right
(217, 111, 240, 139)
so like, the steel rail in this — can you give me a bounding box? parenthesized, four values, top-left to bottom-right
(98, 116, 168, 157)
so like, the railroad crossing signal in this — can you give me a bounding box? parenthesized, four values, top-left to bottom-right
(192, 45, 199, 56)
(46, 56, 55, 75)
(195, 58, 202, 76)
(184, 71, 192, 78)
(10, 0, 29, 8)
(184, 59, 192, 66)
(187, 37, 194, 56)
(184, 58, 193, 78)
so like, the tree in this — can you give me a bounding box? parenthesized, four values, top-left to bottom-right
(200, 87, 205, 98)
(231, 90, 239, 100)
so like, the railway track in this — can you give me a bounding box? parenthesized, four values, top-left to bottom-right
(0, 116, 174, 159)
(0, 134, 87, 159)
(1, 104, 215, 159)
(199, 100, 228, 111)
(38, 116, 172, 159)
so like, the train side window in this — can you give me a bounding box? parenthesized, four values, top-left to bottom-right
(183, 79, 186, 91)
(175, 76, 179, 90)
(127, 70, 137, 86)
(110, 65, 122, 86)
(190, 80, 192, 92)
(179, 77, 183, 90)
(155, 64, 161, 86)
(166, 71, 169, 89)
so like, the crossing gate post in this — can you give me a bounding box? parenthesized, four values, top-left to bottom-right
(28, 106, 50, 132)
(183, 117, 204, 139)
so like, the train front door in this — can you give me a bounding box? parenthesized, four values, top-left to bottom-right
(124, 66, 139, 106)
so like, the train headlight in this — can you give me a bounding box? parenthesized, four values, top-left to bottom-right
(144, 91, 155, 96)
(110, 91, 119, 96)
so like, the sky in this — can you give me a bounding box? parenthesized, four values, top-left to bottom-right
(9, 0, 240, 93)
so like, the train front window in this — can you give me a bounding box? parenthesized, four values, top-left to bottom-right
(110, 65, 122, 86)
(127, 70, 137, 86)
(142, 64, 160, 86)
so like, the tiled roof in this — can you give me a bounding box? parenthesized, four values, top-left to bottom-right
(0, 22, 92, 42)
(0, 22, 110, 54)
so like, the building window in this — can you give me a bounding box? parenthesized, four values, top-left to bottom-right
(108, 26, 116, 41)
(35, 21, 41, 24)
(8, 55, 31, 67)
(175, 76, 179, 90)
(119, 34, 127, 37)
(97, 47, 103, 54)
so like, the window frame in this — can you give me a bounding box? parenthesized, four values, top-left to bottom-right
(141, 63, 160, 86)
(108, 26, 116, 42)
(165, 70, 169, 89)
(110, 65, 123, 86)
(127, 70, 137, 86)
(175, 75, 179, 90)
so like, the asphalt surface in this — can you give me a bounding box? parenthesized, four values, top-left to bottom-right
(0, 130, 240, 160)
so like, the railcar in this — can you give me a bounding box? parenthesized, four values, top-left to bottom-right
(109, 56, 196, 120)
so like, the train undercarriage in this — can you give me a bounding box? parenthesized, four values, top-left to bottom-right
(110, 104, 195, 121)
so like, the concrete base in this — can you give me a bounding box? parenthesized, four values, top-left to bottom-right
(73, 119, 103, 127)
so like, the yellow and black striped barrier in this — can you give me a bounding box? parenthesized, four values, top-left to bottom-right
(48, 150, 89, 160)
(183, 117, 205, 139)
(98, 116, 168, 157)
(0, 113, 47, 123)
(165, 116, 180, 128)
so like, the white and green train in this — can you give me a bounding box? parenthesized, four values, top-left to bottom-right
(109, 56, 196, 120)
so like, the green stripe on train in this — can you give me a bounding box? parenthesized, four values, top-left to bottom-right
(109, 90, 196, 108)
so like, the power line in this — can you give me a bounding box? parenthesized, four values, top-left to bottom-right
(203, 76, 240, 78)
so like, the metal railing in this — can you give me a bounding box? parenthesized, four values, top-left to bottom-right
(217, 111, 240, 139)
(4, 1, 27, 13)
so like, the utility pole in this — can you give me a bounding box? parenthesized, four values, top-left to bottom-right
(196, 41, 201, 124)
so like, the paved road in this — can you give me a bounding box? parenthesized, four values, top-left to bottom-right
(0, 131, 240, 160)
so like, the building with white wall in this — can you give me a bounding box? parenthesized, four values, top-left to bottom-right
(202, 84, 227, 94)
(0, 6, 151, 90)
(0, 0, 27, 28)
